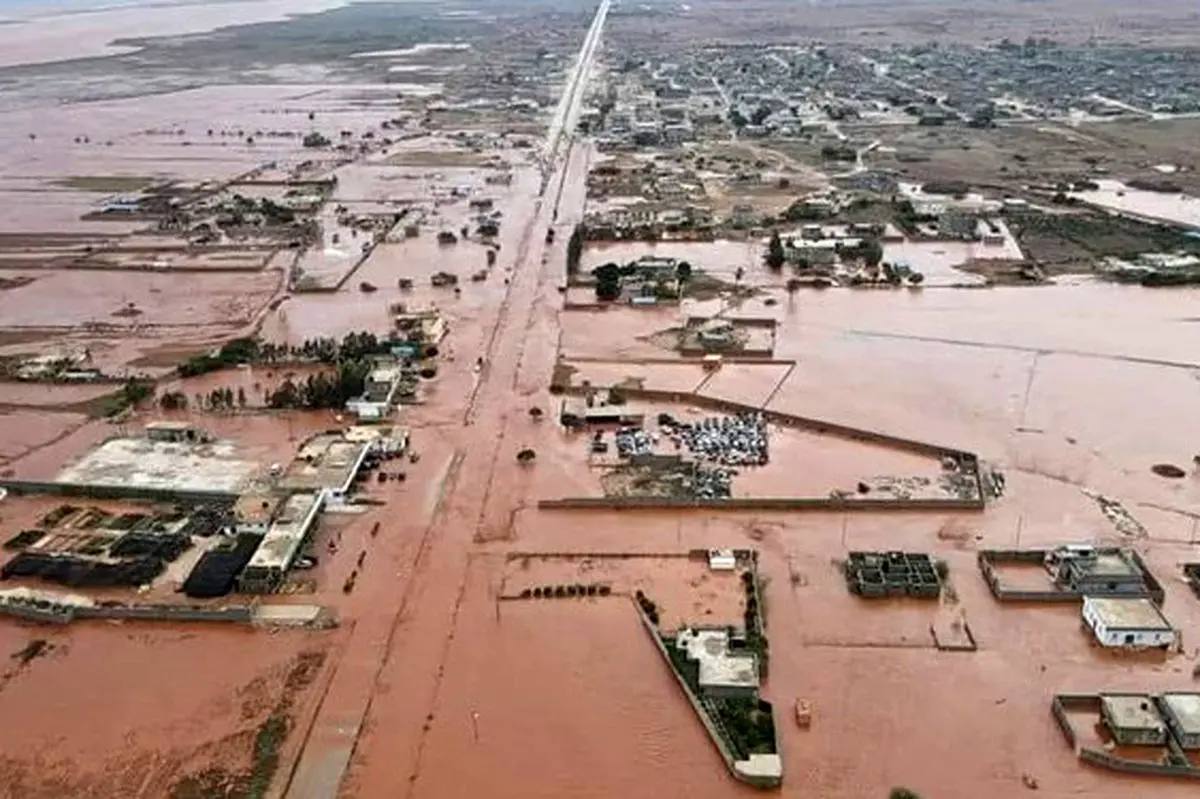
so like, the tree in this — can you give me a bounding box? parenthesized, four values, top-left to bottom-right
(765, 231, 786, 270)
(786, 278, 802, 294)
(861, 239, 884, 267)
(592, 262, 623, 301)
(236, 387, 247, 408)
(890, 790, 922, 799)
(735, 266, 745, 284)
(566, 225, 584, 275)
(675, 261, 693, 284)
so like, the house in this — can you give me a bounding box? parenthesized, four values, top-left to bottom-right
(1160, 694, 1200, 750)
(345, 365, 405, 421)
(1046, 547, 1152, 597)
(1082, 596, 1176, 649)
(675, 628, 759, 699)
(1100, 695, 1168, 746)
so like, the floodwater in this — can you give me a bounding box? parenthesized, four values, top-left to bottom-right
(1071, 179, 1200, 228)
(5, 9, 1200, 799)
(0, 0, 350, 68)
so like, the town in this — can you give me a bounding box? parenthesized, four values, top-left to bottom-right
(1, 1, 1200, 798)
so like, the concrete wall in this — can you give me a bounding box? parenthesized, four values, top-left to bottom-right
(0, 599, 254, 626)
(632, 599, 781, 789)
(979, 551, 1166, 605)
(0, 478, 235, 504)
(1053, 694, 1200, 778)
(539, 495, 984, 512)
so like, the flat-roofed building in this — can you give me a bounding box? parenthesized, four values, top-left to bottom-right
(1082, 596, 1176, 648)
(278, 434, 371, 503)
(1101, 694, 1168, 746)
(1160, 693, 1200, 750)
(233, 490, 285, 535)
(237, 491, 323, 593)
(53, 428, 257, 501)
(675, 627, 759, 699)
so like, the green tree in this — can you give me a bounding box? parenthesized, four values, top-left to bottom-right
(765, 231, 786, 270)
(592, 262, 623, 301)
(675, 261, 693, 283)
(566, 225, 584, 275)
(861, 239, 884, 267)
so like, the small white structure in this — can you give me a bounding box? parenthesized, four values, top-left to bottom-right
(675, 628, 759, 699)
(1082, 596, 1176, 649)
(708, 549, 737, 571)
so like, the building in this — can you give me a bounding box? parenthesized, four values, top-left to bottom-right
(1160, 693, 1200, 750)
(233, 490, 285, 535)
(277, 433, 372, 504)
(938, 210, 979, 240)
(237, 491, 324, 593)
(144, 421, 209, 444)
(345, 365, 405, 421)
(1082, 596, 1176, 648)
(675, 628, 759, 699)
(53, 425, 258, 501)
(1047, 547, 1151, 596)
(559, 397, 645, 428)
(1101, 694, 1168, 746)
(786, 240, 839, 267)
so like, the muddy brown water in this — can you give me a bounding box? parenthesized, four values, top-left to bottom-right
(3, 9, 1200, 798)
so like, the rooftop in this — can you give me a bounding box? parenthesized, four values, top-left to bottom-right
(246, 492, 323, 571)
(1101, 694, 1167, 732)
(1075, 552, 1140, 579)
(676, 628, 758, 693)
(1083, 596, 1172, 630)
(1161, 693, 1200, 736)
(278, 434, 370, 494)
(55, 436, 258, 497)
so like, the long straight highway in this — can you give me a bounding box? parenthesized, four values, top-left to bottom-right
(280, 4, 611, 797)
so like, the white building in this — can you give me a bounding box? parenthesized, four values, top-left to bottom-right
(675, 628, 759, 699)
(238, 491, 325, 593)
(1082, 596, 1176, 649)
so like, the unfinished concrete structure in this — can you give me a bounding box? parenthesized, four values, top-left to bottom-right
(1102, 694, 1169, 745)
(1054, 692, 1200, 779)
(978, 547, 1165, 603)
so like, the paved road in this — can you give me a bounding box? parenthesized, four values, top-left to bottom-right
(279, 3, 610, 797)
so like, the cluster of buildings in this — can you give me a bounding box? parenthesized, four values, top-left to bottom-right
(34, 420, 406, 596)
(586, 41, 1199, 151)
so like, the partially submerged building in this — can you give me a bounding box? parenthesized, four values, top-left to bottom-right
(1101, 694, 1169, 746)
(675, 627, 759, 699)
(276, 433, 372, 504)
(51, 424, 258, 501)
(345, 364, 405, 421)
(1082, 596, 1176, 649)
(1048, 547, 1150, 596)
(1161, 694, 1200, 750)
(237, 492, 324, 593)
